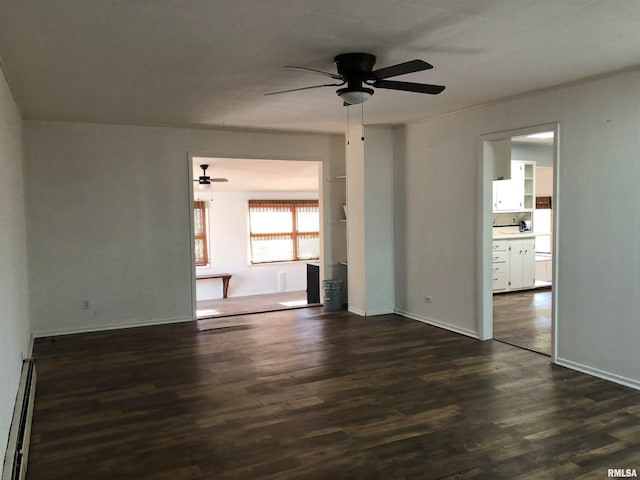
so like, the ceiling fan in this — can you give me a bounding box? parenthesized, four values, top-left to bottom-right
(265, 52, 445, 105)
(194, 164, 228, 185)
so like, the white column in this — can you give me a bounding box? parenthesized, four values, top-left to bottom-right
(346, 125, 394, 315)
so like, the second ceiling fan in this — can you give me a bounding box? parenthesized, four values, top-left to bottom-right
(266, 52, 445, 105)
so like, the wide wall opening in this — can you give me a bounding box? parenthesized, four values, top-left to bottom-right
(190, 157, 323, 319)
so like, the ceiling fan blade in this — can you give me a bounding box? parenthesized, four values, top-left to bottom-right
(264, 82, 344, 96)
(370, 60, 433, 80)
(373, 80, 445, 95)
(211, 178, 229, 182)
(284, 65, 343, 80)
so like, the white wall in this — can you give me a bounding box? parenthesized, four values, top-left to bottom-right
(394, 69, 640, 386)
(196, 191, 318, 299)
(512, 142, 554, 166)
(0, 71, 31, 464)
(536, 167, 553, 197)
(363, 127, 394, 314)
(25, 121, 343, 335)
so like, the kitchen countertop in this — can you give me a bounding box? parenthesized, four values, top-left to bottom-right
(493, 232, 537, 239)
(493, 227, 551, 240)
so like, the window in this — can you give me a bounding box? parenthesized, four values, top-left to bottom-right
(533, 208, 552, 254)
(194, 201, 209, 265)
(248, 200, 319, 264)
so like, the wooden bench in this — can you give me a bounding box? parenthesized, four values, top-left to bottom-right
(196, 273, 232, 298)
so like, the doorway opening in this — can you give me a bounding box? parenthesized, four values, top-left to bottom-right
(481, 125, 558, 359)
(189, 156, 323, 320)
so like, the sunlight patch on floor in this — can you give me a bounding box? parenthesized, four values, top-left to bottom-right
(197, 309, 221, 316)
(279, 300, 308, 307)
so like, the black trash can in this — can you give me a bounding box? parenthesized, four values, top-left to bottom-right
(323, 279, 343, 311)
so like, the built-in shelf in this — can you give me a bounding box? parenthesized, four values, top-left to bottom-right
(339, 219, 347, 222)
(335, 175, 346, 179)
(338, 261, 348, 266)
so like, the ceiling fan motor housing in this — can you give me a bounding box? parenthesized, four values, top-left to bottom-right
(199, 164, 211, 184)
(334, 53, 377, 103)
(334, 53, 376, 79)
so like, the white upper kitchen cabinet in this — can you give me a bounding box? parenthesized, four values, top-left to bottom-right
(509, 162, 525, 210)
(492, 161, 535, 212)
(492, 179, 508, 211)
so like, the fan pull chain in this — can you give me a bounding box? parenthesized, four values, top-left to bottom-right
(361, 99, 364, 142)
(347, 105, 350, 145)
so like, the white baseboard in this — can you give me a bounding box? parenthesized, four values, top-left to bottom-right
(363, 308, 395, 317)
(394, 309, 480, 340)
(555, 357, 640, 391)
(33, 316, 194, 338)
(2, 360, 36, 480)
(22, 335, 34, 360)
(346, 306, 394, 317)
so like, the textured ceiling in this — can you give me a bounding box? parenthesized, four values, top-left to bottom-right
(1, 0, 640, 133)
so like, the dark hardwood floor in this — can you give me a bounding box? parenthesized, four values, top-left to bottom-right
(493, 289, 552, 356)
(28, 307, 640, 479)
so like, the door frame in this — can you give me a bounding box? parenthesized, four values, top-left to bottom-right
(479, 122, 560, 362)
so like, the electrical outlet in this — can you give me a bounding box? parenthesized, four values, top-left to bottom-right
(424, 296, 433, 304)
(82, 300, 91, 310)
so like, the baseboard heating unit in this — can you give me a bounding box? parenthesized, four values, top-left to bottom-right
(2, 359, 36, 480)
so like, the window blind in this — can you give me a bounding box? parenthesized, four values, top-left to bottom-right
(194, 201, 209, 265)
(248, 200, 319, 263)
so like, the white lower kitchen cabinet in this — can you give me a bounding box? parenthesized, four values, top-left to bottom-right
(492, 238, 535, 292)
(491, 240, 509, 291)
(508, 239, 535, 289)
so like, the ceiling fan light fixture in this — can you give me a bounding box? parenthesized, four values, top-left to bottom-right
(337, 87, 374, 105)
